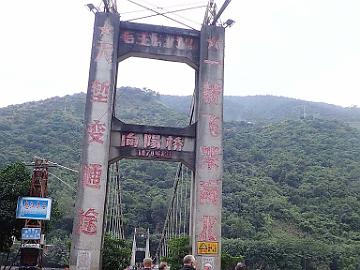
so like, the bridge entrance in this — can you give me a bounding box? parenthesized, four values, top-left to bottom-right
(70, 3, 228, 269)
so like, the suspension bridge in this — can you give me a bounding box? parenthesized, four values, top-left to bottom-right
(15, 0, 233, 269)
(105, 161, 193, 263)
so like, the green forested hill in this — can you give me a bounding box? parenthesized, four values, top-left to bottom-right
(2, 88, 360, 268)
(223, 119, 360, 241)
(0, 88, 188, 166)
(160, 94, 360, 123)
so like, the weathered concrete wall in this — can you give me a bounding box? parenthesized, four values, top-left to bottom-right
(70, 12, 119, 270)
(109, 118, 196, 169)
(193, 25, 225, 270)
(118, 21, 200, 69)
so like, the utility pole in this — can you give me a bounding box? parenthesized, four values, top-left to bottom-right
(19, 158, 54, 269)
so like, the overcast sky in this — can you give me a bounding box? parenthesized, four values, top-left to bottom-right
(0, 0, 359, 108)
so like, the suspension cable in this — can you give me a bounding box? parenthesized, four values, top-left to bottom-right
(126, 5, 206, 23)
(120, 1, 206, 15)
(126, 0, 197, 30)
(156, 163, 183, 257)
(116, 161, 125, 238)
(128, 0, 206, 26)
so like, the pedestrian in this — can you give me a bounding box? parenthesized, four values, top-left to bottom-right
(234, 262, 246, 270)
(159, 261, 168, 270)
(143, 257, 153, 270)
(180, 255, 196, 270)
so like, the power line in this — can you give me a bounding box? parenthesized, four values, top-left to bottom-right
(49, 162, 79, 173)
(126, 0, 197, 30)
(131, 0, 206, 25)
(133, 0, 205, 10)
(126, 4, 206, 23)
(24, 158, 78, 192)
(119, 1, 206, 15)
(163, 6, 204, 27)
(24, 159, 79, 173)
(48, 172, 77, 193)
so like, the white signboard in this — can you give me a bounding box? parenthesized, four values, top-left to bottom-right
(16, 197, 52, 220)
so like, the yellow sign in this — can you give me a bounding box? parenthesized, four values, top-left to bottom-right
(197, 241, 219, 255)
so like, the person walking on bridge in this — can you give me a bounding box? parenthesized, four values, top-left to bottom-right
(235, 262, 246, 270)
(181, 255, 197, 270)
(142, 257, 153, 270)
(159, 261, 168, 270)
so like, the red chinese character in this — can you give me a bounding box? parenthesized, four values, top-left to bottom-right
(90, 80, 110, 103)
(164, 36, 175, 49)
(122, 31, 135, 44)
(201, 146, 220, 170)
(78, 208, 98, 235)
(83, 164, 102, 189)
(173, 137, 184, 151)
(208, 114, 220, 137)
(150, 33, 161, 47)
(165, 136, 173, 150)
(165, 136, 184, 151)
(95, 42, 113, 63)
(184, 37, 195, 50)
(204, 59, 222, 65)
(88, 120, 106, 144)
(176, 36, 195, 50)
(98, 21, 113, 36)
(198, 216, 217, 241)
(199, 180, 221, 205)
(121, 133, 139, 148)
(203, 82, 222, 105)
(207, 37, 221, 49)
(136, 32, 150, 46)
(144, 134, 161, 149)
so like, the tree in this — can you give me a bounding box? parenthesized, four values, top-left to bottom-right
(102, 234, 131, 270)
(0, 162, 30, 251)
(221, 252, 244, 270)
(165, 236, 191, 270)
(43, 236, 70, 268)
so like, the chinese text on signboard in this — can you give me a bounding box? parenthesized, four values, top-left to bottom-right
(21, 228, 41, 240)
(16, 197, 52, 220)
(197, 241, 219, 255)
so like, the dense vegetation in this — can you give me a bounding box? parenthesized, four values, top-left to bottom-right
(102, 234, 131, 270)
(0, 163, 30, 251)
(161, 94, 360, 123)
(2, 87, 360, 268)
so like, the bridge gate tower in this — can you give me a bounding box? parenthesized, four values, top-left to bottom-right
(70, 5, 227, 270)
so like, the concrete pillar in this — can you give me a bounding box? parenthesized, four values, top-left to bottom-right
(70, 12, 120, 270)
(193, 25, 224, 270)
(145, 228, 150, 258)
(131, 228, 137, 266)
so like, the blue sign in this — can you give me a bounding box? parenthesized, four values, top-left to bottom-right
(21, 228, 41, 240)
(16, 197, 52, 220)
